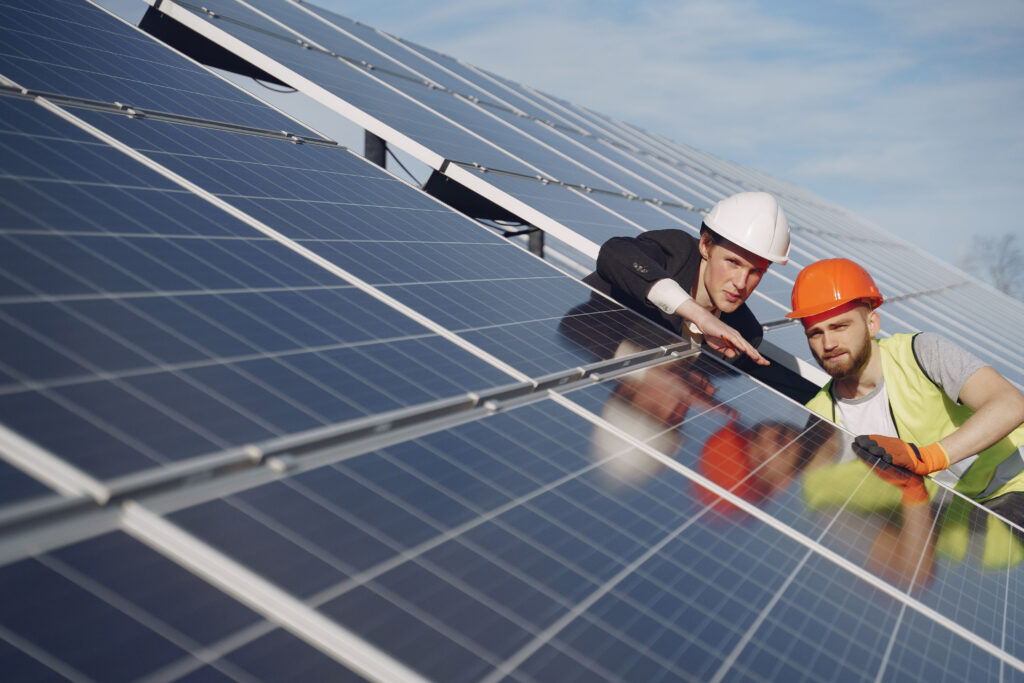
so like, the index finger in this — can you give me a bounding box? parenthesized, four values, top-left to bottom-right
(728, 333, 769, 366)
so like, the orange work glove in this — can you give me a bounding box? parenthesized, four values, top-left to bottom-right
(853, 434, 949, 475)
(869, 459, 930, 505)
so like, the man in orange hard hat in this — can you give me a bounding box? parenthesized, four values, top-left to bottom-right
(787, 258, 1024, 519)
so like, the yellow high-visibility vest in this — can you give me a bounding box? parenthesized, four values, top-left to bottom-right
(805, 333, 1024, 500)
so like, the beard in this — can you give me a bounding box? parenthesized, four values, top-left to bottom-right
(816, 331, 872, 379)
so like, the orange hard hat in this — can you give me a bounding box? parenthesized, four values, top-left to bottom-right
(786, 258, 883, 319)
(695, 424, 767, 513)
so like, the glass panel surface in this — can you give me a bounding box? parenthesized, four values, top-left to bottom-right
(0, 0, 299, 130)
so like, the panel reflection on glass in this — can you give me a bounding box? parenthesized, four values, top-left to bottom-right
(559, 349, 1022, 673)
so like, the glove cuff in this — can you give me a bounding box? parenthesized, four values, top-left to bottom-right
(920, 442, 950, 472)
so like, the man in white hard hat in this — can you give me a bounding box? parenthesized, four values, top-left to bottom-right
(583, 191, 789, 366)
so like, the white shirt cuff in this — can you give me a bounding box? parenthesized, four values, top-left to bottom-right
(647, 278, 691, 315)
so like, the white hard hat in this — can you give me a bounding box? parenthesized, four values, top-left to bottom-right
(703, 192, 790, 265)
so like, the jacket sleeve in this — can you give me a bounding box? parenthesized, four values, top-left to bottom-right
(594, 231, 696, 307)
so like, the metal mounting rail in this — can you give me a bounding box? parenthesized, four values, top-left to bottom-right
(0, 84, 340, 147)
(0, 342, 697, 550)
(162, 0, 837, 215)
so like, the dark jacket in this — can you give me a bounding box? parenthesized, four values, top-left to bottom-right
(581, 230, 817, 402)
(582, 230, 763, 346)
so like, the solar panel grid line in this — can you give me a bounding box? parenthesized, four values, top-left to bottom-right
(478, 505, 710, 683)
(148, 0, 614, 260)
(128, 376, 774, 679)
(0, 423, 109, 501)
(473, 73, 726, 195)
(708, 547, 816, 683)
(443, 65, 762, 211)
(439, 163, 603, 257)
(867, 496, 946, 683)
(0, 233, 369, 438)
(33, 551, 255, 679)
(0, 346, 695, 567)
(143, 0, 447, 164)
(713, 489, 938, 681)
(32, 95, 537, 383)
(164, 1, 718, 252)
(4, 0, 310, 132)
(306, 15, 717, 218)
(120, 501, 431, 683)
(0, 623, 92, 682)
(469, 81, 730, 207)
(0, 313, 224, 470)
(213, 490, 563, 666)
(282, 0, 737, 215)
(273, 406, 747, 681)
(547, 391, 1024, 675)
(557, 105, 749, 195)
(0, 291, 287, 453)
(1000, 533, 1012, 683)
(0, 83, 337, 146)
(176, 0, 592, 179)
(139, 433, 644, 682)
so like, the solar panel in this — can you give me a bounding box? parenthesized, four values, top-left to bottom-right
(1, 1, 1023, 682)
(0, 0, 304, 131)
(147, 0, 1024, 389)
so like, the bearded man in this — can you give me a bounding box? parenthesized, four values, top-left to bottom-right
(788, 258, 1024, 519)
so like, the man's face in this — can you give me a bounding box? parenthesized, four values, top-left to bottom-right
(802, 302, 877, 379)
(699, 236, 770, 313)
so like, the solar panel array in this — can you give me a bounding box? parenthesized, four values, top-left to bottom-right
(0, 1, 1022, 682)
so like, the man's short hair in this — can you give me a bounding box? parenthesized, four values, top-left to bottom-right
(699, 222, 723, 245)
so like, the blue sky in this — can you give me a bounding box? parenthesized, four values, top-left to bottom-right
(319, 0, 1024, 269)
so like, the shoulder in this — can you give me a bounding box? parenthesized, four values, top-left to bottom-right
(637, 229, 699, 254)
(897, 332, 985, 402)
(911, 332, 968, 358)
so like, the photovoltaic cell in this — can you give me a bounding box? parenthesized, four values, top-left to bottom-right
(1, 2, 1023, 682)
(0, 0, 303, 132)
(134, 366, 1022, 681)
(0, 94, 516, 484)
(62, 105, 679, 376)
(0, 530, 263, 681)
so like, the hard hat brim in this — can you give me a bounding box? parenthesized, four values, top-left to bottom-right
(786, 296, 883, 319)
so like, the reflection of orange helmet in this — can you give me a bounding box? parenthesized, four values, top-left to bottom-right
(695, 424, 767, 512)
(786, 258, 883, 319)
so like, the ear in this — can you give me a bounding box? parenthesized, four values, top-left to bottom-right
(867, 309, 881, 336)
(698, 232, 712, 260)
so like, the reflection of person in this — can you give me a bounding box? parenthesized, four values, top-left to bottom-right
(786, 258, 1024, 522)
(591, 357, 734, 486)
(583, 192, 790, 365)
(859, 456, 937, 589)
(695, 421, 808, 513)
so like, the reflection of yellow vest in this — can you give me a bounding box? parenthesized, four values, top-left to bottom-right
(805, 333, 1024, 500)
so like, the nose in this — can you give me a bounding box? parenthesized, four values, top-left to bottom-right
(822, 330, 838, 350)
(732, 268, 748, 291)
